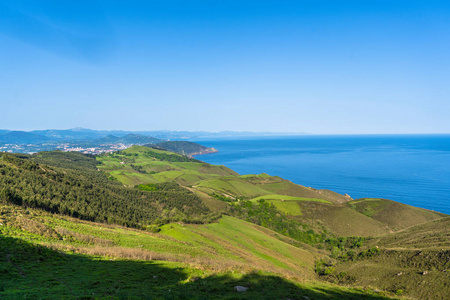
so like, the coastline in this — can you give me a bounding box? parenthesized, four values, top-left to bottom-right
(192, 135, 450, 215)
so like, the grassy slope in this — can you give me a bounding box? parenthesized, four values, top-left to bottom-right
(195, 177, 272, 197)
(331, 217, 450, 299)
(370, 216, 450, 250)
(349, 198, 447, 231)
(296, 202, 390, 237)
(250, 194, 331, 203)
(186, 187, 228, 212)
(296, 198, 446, 237)
(249, 195, 331, 216)
(241, 175, 351, 204)
(0, 204, 394, 299)
(97, 146, 237, 187)
(98, 146, 447, 238)
(0, 204, 316, 278)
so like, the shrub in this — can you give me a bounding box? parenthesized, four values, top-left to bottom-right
(358, 246, 381, 259)
(323, 267, 335, 275)
(146, 225, 161, 233)
(315, 259, 336, 276)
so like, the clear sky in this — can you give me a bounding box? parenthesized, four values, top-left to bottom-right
(1, 0, 449, 134)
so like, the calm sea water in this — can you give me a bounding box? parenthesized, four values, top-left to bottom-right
(193, 135, 450, 215)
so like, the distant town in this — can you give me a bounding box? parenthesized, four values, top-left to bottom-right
(0, 128, 300, 155)
(0, 142, 130, 155)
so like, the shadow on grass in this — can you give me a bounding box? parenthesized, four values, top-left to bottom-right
(0, 235, 392, 299)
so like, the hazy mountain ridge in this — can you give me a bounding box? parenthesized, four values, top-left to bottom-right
(0, 127, 305, 145)
(0, 131, 51, 144)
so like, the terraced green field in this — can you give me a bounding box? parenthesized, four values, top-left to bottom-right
(247, 195, 331, 216)
(97, 146, 236, 187)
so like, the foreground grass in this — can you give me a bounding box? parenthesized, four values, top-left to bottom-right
(0, 204, 397, 299)
(0, 236, 396, 299)
(0, 235, 395, 300)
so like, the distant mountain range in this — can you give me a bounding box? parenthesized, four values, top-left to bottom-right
(0, 128, 304, 145)
(94, 134, 163, 145)
(0, 131, 51, 144)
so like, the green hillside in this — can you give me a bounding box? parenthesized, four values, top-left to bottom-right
(0, 204, 394, 299)
(148, 140, 218, 156)
(325, 217, 450, 299)
(0, 151, 212, 227)
(348, 198, 447, 230)
(97, 146, 446, 238)
(97, 146, 237, 187)
(1, 146, 448, 299)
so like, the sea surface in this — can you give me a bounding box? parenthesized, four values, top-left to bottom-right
(193, 135, 450, 215)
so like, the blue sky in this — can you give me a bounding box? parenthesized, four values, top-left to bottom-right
(1, 0, 449, 134)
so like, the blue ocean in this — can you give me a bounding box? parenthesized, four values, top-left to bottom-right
(193, 135, 450, 215)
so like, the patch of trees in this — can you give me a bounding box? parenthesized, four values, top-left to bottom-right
(32, 151, 99, 171)
(228, 199, 369, 255)
(130, 164, 146, 174)
(229, 199, 328, 246)
(211, 193, 234, 203)
(0, 152, 211, 228)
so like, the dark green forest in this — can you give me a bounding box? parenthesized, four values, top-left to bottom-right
(148, 141, 213, 156)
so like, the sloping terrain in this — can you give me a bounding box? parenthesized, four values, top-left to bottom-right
(116, 133, 162, 145)
(0, 151, 212, 227)
(97, 146, 237, 187)
(241, 174, 351, 204)
(0, 204, 394, 299)
(1, 146, 448, 299)
(328, 217, 450, 299)
(97, 146, 447, 238)
(348, 198, 447, 231)
(370, 216, 450, 250)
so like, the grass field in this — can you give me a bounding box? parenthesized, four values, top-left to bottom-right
(248, 195, 332, 216)
(268, 200, 303, 216)
(195, 178, 272, 197)
(97, 146, 234, 187)
(0, 204, 397, 299)
(0, 204, 316, 278)
(348, 198, 446, 231)
(250, 194, 332, 203)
